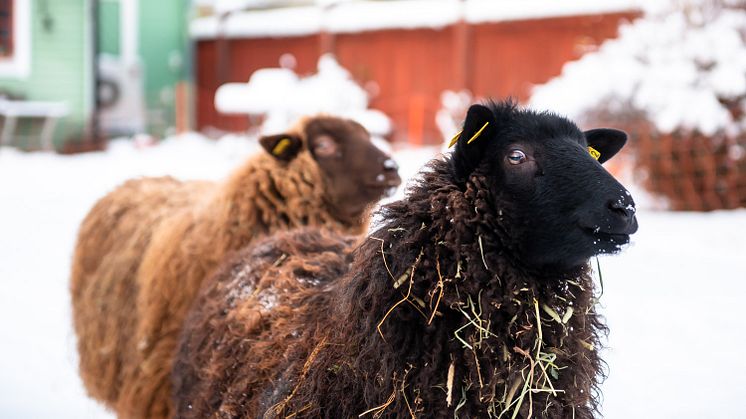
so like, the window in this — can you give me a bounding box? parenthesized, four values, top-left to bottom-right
(0, 0, 29, 78)
(0, 0, 12, 58)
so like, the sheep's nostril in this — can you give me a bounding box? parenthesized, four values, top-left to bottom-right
(608, 200, 635, 220)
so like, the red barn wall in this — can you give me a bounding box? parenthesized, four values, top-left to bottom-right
(195, 36, 321, 132)
(470, 13, 636, 102)
(194, 11, 638, 144)
(335, 28, 457, 144)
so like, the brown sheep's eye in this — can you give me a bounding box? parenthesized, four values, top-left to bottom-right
(313, 135, 339, 158)
(507, 150, 527, 165)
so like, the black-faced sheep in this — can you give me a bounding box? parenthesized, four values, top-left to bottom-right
(70, 115, 401, 419)
(172, 100, 638, 418)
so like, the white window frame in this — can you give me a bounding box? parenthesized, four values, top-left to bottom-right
(0, 0, 31, 78)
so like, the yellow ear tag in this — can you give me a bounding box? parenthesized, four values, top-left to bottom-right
(448, 121, 490, 148)
(272, 138, 292, 156)
(448, 130, 462, 148)
(466, 121, 490, 144)
(588, 146, 601, 161)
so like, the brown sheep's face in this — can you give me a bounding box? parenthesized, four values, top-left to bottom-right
(259, 116, 401, 225)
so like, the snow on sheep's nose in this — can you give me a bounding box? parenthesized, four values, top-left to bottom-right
(375, 158, 401, 197)
(383, 158, 399, 171)
(606, 191, 638, 235)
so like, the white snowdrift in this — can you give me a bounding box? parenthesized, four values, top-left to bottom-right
(215, 54, 391, 136)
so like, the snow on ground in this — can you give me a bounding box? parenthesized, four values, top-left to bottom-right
(600, 210, 746, 419)
(1, 136, 745, 418)
(0, 135, 258, 419)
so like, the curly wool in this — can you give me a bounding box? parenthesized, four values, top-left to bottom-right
(71, 177, 208, 406)
(173, 158, 607, 419)
(173, 228, 359, 417)
(71, 138, 367, 419)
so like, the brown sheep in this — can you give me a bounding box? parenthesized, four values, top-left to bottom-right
(70, 115, 401, 419)
(172, 101, 639, 418)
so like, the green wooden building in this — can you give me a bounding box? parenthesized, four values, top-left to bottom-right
(98, 0, 191, 139)
(0, 0, 191, 151)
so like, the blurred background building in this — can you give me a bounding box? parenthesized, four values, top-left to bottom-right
(96, 0, 191, 140)
(0, 0, 639, 151)
(0, 0, 191, 151)
(0, 0, 743, 211)
(191, 0, 638, 144)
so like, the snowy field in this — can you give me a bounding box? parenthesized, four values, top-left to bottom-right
(1, 136, 745, 418)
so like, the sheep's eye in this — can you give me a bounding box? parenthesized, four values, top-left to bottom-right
(507, 150, 527, 165)
(313, 135, 339, 158)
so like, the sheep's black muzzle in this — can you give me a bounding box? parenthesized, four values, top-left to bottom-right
(579, 187, 638, 254)
(606, 196, 638, 234)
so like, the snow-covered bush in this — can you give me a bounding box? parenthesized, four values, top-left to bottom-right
(215, 54, 391, 137)
(530, 0, 746, 137)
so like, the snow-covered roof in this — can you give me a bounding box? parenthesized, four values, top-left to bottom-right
(196, 0, 316, 15)
(464, 0, 642, 24)
(191, 0, 640, 40)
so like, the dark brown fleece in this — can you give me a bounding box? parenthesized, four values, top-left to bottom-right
(174, 158, 607, 419)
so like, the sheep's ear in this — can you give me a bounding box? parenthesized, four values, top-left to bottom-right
(259, 134, 304, 162)
(451, 104, 496, 180)
(584, 129, 627, 164)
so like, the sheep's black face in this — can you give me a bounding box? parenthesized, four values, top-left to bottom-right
(451, 101, 638, 271)
(305, 117, 402, 224)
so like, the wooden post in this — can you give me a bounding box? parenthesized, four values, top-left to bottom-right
(319, 31, 335, 55)
(216, 13, 231, 84)
(452, 1, 471, 91)
(319, 4, 336, 56)
(408, 94, 425, 146)
(175, 81, 190, 134)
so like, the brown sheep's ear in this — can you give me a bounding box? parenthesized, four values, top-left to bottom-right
(584, 129, 627, 164)
(451, 104, 496, 181)
(259, 134, 304, 162)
